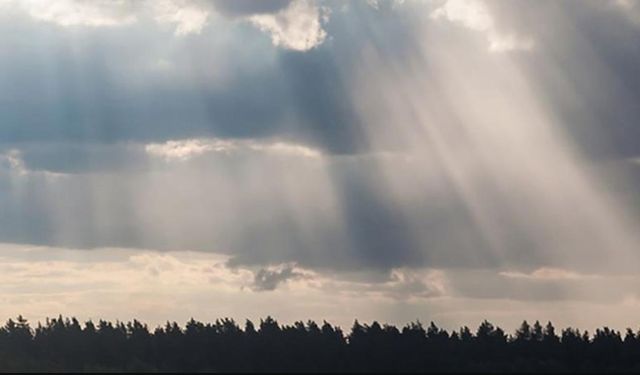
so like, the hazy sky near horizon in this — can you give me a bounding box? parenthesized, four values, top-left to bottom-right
(1, 0, 640, 331)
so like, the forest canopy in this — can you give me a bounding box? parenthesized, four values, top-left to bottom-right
(0, 315, 638, 372)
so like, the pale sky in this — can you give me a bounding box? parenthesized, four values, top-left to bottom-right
(1, 0, 640, 332)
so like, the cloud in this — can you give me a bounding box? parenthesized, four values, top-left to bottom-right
(16, 0, 211, 36)
(251, 264, 305, 291)
(430, 0, 533, 52)
(347, 268, 448, 301)
(0, 0, 330, 48)
(3, 243, 640, 332)
(445, 269, 613, 303)
(0, 149, 69, 179)
(487, 33, 534, 53)
(12, 0, 137, 27)
(365, 0, 406, 11)
(249, 0, 330, 51)
(247, 141, 322, 158)
(211, 0, 292, 17)
(145, 139, 236, 161)
(386, 269, 447, 299)
(0, 149, 26, 174)
(431, 0, 493, 32)
(152, 0, 210, 36)
(499, 267, 595, 281)
(0, 244, 448, 329)
(144, 138, 322, 162)
(0, 0, 640, 310)
(615, 0, 640, 25)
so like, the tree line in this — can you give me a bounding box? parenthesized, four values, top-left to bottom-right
(0, 315, 639, 372)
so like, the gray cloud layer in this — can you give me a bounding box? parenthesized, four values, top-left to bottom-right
(0, 0, 640, 289)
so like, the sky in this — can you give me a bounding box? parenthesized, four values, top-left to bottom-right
(1, 0, 640, 332)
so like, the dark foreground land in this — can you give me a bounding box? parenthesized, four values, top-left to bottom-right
(0, 315, 638, 372)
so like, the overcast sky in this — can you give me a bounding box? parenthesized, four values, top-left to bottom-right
(1, 0, 640, 331)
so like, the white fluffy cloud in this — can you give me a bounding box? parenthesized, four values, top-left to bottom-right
(430, 0, 533, 52)
(249, 0, 329, 51)
(431, 0, 493, 32)
(13, 0, 137, 27)
(0, 0, 330, 49)
(152, 0, 210, 36)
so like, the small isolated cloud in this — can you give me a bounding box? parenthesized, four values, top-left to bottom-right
(252, 264, 305, 291)
(430, 0, 533, 52)
(383, 268, 448, 300)
(249, 0, 330, 51)
(0, 149, 26, 174)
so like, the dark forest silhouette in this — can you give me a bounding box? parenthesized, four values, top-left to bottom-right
(0, 315, 639, 372)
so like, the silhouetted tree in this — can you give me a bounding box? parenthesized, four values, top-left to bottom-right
(0, 315, 639, 372)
